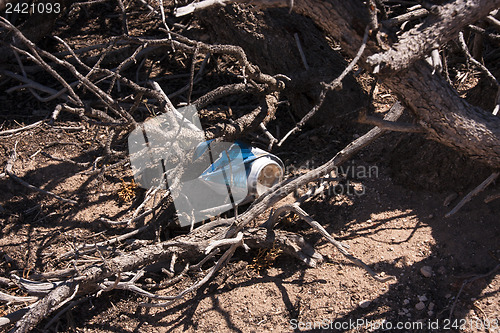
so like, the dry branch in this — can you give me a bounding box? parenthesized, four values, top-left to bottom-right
(11, 283, 75, 333)
(277, 25, 370, 146)
(226, 101, 405, 238)
(4, 1, 500, 330)
(485, 192, 500, 203)
(381, 8, 428, 27)
(358, 112, 424, 133)
(267, 203, 394, 282)
(0, 291, 38, 305)
(467, 24, 500, 41)
(458, 31, 500, 89)
(0, 120, 44, 136)
(187, 0, 500, 167)
(457, 31, 500, 115)
(8, 98, 404, 330)
(445, 172, 499, 217)
(9, 224, 323, 331)
(366, 0, 500, 73)
(57, 224, 152, 260)
(281, 0, 500, 168)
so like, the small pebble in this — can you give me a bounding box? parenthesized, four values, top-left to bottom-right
(445, 293, 452, 299)
(420, 266, 433, 278)
(437, 266, 447, 275)
(418, 295, 428, 302)
(359, 300, 371, 309)
(428, 311, 434, 316)
(428, 302, 435, 311)
(403, 299, 410, 305)
(415, 302, 426, 311)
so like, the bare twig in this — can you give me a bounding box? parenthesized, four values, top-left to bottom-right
(381, 8, 428, 27)
(294, 33, 309, 71)
(187, 44, 200, 103)
(193, 83, 260, 109)
(0, 291, 38, 305)
(58, 224, 151, 260)
(445, 172, 499, 217)
(226, 101, 405, 241)
(140, 232, 244, 307)
(11, 275, 65, 297)
(485, 192, 500, 203)
(367, 0, 500, 73)
(205, 232, 248, 254)
(259, 123, 278, 150)
(448, 264, 500, 320)
(358, 113, 424, 133)
(127, 33, 283, 90)
(458, 31, 500, 88)
(267, 204, 394, 282)
(467, 24, 500, 41)
(277, 26, 370, 146)
(11, 282, 76, 333)
(485, 14, 500, 30)
(0, 120, 44, 136)
(100, 185, 168, 226)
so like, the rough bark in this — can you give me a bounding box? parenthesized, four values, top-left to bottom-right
(289, 0, 500, 168)
(9, 225, 322, 333)
(206, 0, 500, 168)
(365, 0, 500, 72)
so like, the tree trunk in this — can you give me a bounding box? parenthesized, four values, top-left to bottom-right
(204, 0, 500, 168)
(291, 0, 500, 168)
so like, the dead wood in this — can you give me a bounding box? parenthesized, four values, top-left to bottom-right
(446, 172, 499, 217)
(290, 0, 500, 168)
(365, 0, 500, 73)
(195, 0, 500, 168)
(6, 98, 404, 331)
(2, 1, 500, 330)
(9, 225, 322, 332)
